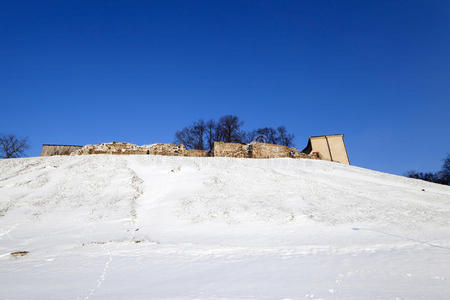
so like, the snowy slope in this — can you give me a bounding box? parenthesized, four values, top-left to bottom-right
(1, 155, 449, 299)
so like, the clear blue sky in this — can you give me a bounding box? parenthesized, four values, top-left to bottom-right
(1, 1, 449, 175)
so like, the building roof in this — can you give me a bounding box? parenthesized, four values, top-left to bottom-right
(309, 134, 344, 139)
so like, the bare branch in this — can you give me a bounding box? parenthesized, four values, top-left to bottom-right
(0, 134, 29, 158)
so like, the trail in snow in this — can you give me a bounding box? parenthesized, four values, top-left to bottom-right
(82, 246, 113, 300)
(353, 227, 450, 251)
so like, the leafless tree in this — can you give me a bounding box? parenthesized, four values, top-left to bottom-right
(175, 127, 195, 149)
(442, 155, 450, 185)
(0, 134, 29, 158)
(248, 126, 295, 147)
(215, 115, 245, 143)
(175, 115, 296, 150)
(248, 127, 278, 144)
(191, 120, 206, 150)
(205, 119, 216, 150)
(174, 120, 206, 150)
(276, 126, 295, 147)
(406, 154, 450, 186)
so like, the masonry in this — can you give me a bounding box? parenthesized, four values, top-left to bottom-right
(40, 134, 349, 164)
(69, 142, 187, 156)
(41, 141, 319, 160)
(212, 142, 250, 158)
(40, 144, 83, 156)
(211, 142, 317, 159)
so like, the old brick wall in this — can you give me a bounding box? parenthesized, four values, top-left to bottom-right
(213, 142, 250, 158)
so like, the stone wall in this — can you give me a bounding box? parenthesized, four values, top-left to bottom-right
(291, 148, 319, 159)
(185, 149, 210, 157)
(212, 141, 318, 160)
(45, 141, 318, 161)
(147, 143, 186, 156)
(213, 142, 250, 158)
(71, 142, 145, 155)
(41, 145, 83, 156)
(70, 142, 186, 156)
(250, 142, 291, 158)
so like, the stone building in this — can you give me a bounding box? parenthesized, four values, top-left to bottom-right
(301, 134, 350, 164)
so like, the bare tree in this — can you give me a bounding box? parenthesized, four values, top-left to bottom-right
(248, 127, 278, 144)
(191, 120, 206, 150)
(175, 127, 195, 149)
(205, 119, 216, 150)
(215, 115, 245, 143)
(443, 154, 450, 175)
(174, 120, 206, 150)
(175, 115, 297, 150)
(276, 126, 295, 147)
(0, 134, 29, 158)
(247, 126, 295, 147)
(406, 154, 450, 186)
(440, 154, 450, 185)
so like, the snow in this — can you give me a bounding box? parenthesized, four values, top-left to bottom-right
(0, 155, 449, 299)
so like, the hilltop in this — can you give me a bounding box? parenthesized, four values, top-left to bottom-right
(1, 155, 449, 299)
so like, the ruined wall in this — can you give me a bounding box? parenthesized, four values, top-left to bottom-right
(250, 142, 291, 158)
(185, 149, 210, 157)
(147, 143, 186, 156)
(71, 142, 187, 156)
(212, 141, 318, 160)
(213, 142, 250, 158)
(45, 140, 321, 161)
(291, 148, 319, 159)
(71, 143, 146, 155)
(40, 145, 83, 156)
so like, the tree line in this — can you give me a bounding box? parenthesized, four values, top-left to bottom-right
(174, 115, 295, 150)
(406, 154, 450, 186)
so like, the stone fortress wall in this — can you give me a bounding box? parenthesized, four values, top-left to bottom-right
(40, 134, 349, 164)
(63, 141, 319, 160)
(40, 145, 83, 156)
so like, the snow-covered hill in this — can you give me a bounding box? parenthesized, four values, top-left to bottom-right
(1, 155, 449, 299)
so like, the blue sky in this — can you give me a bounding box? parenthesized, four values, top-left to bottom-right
(1, 1, 449, 175)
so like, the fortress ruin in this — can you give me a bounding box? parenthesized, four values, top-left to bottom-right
(40, 134, 350, 164)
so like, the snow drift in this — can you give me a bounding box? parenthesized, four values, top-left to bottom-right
(1, 155, 449, 299)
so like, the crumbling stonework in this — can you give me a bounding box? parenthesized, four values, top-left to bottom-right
(41, 145, 83, 156)
(71, 142, 186, 156)
(212, 142, 250, 158)
(71, 142, 145, 155)
(47, 141, 318, 161)
(211, 142, 318, 160)
(250, 142, 291, 158)
(185, 149, 210, 157)
(290, 148, 319, 160)
(147, 143, 186, 156)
